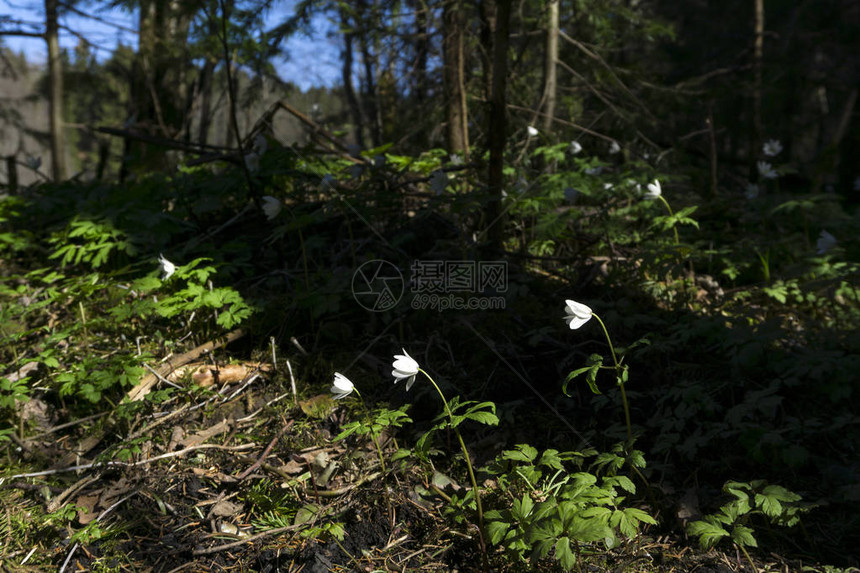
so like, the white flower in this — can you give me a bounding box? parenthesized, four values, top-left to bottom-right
(392, 349, 420, 391)
(24, 155, 41, 170)
(450, 154, 464, 166)
(564, 299, 593, 330)
(527, 126, 539, 138)
(757, 161, 778, 180)
(430, 170, 449, 195)
(645, 179, 662, 200)
(603, 182, 614, 191)
(253, 134, 268, 155)
(158, 254, 176, 280)
(762, 139, 783, 157)
(244, 152, 260, 172)
(569, 141, 583, 155)
(514, 177, 529, 194)
(744, 183, 760, 200)
(584, 166, 603, 176)
(262, 196, 282, 220)
(816, 230, 837, 255)
(331, 372, 355, 399)
(609, 141, 621, 154)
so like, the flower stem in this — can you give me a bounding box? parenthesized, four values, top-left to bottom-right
(354, 389, 386, 473)
(419, 368, 489, 571)
(658, 195, 680, 244)
(592, 314, 632, 443)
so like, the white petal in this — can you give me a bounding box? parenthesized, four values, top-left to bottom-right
(159, 254, 176, 280)
(527, 126, 539, 137)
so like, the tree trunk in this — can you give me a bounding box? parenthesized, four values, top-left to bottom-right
(197, 57, 216, 145)
(751, 0, 764, 171)
(45, 0, 66, 181)
(340, 6, 365, 148)
(486, 0, 511, 251)
(478, 0, 496, 101)
(541, 0, 559, 133)
(443, 0, 469, 157)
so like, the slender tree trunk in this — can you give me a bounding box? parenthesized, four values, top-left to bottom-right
(541, 0, 559, 133)
(411, 0, 429, 145)
(486, 0, 511, 251)
(45, 0, 66, 181)
(340, 6, 365, 148)
(751, 0, 764, 170)
(478, 0, 496, 101)
(197, 57, 216, 145)
(443, 0, 469, 157)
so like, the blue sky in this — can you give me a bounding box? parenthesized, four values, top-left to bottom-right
(0, 0, 340, 90)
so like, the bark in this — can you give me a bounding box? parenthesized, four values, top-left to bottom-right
(355, 0, 381, 147)
(541, 0, 559, 133)
(443, 0, 469, 157)
(486, 0, 511, 251)
(196, 57, 216, 145)
(339, 6, 365, 148)
(5, 156, 18, 194)
(478, 0, 496, 100)
(45, 0, 66, 181)
(751, 0, 764, 170)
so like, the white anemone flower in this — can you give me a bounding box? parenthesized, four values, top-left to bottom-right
(527, 125, 539, 137)
(645, 179, 662, 200)
(331, 372, 355, 399)
(757, 161, 778, 180)
(569, 141, 583, 155)
(158, 254, 176, 280)
(24, 155, 41, 170)
(392, 349, 420, 391)
(430, 170, 449, 195)
(609, 141, 621, 154)
(745, 183, 760, 200)
(244, 152, 260, 172)
(564, 299, 593, 330)
(253, 134, 268, 155)
(262, 196, 282, 220)
(816, 230, 837, 255)
(762, 139, 783, 157)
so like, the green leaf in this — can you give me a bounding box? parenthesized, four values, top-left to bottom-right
(487, 519, 511, 545)
(503, 444, 538, 463)
(731, 524, 757, 547)
(687, 519, 730, 549)
(555, 536, 577, 571)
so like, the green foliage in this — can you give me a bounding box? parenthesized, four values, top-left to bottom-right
(484, 444, 655, 571)
(687, 480, 808, 550)
(48, 217, 138, 269)
(335, 404, 412, 441)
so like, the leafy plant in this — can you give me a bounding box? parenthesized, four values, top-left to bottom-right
(687, 480, 808, 569)
(483, 443, 655, 571)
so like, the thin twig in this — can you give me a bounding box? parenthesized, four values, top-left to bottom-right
(7, 443, 256, 479)
(237, 419, 295, 480)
